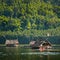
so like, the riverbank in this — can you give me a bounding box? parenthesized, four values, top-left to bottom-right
(0, 44, 60, 47)
(0, 44, 60, 52)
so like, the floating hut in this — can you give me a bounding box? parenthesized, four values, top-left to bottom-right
(30, 40, 52, 51)
(5, 39, 19, 47)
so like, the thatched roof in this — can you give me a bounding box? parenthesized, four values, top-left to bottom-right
(5, 39, 19, 44)
(30, 40, 51, 47)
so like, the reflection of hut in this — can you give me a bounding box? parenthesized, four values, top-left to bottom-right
(5, 39, 19, 47)
(30, 40, 52, 51)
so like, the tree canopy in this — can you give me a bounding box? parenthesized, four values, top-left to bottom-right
(0, 0, 60, 37)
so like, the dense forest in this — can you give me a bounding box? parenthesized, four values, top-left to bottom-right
(0, 0, 60, 43)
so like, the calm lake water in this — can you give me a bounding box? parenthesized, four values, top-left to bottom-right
(0, 45, 60, 60)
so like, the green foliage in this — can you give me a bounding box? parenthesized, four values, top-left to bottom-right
(0, 16, 21, 31)
(0, 0, 60, 37)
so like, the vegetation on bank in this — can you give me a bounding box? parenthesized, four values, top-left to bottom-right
(0, 28, 60, 44)
(0, 0, 60, 44)
(0, 27, 60, 37)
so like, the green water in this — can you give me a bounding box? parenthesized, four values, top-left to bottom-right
(0, 46, 60, 60)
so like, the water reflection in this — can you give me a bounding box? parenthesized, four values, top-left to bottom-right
(0, 46, 60, 60)
(21, 52, 60, 55)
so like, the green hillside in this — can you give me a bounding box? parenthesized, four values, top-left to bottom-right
(0, 0, 60, 37)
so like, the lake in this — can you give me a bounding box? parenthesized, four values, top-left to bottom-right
(0, 45, 60, 60)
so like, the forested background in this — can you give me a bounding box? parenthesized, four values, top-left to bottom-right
(0, 0, 60, 44)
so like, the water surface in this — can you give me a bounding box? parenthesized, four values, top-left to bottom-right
(0, 45, 60, 60)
